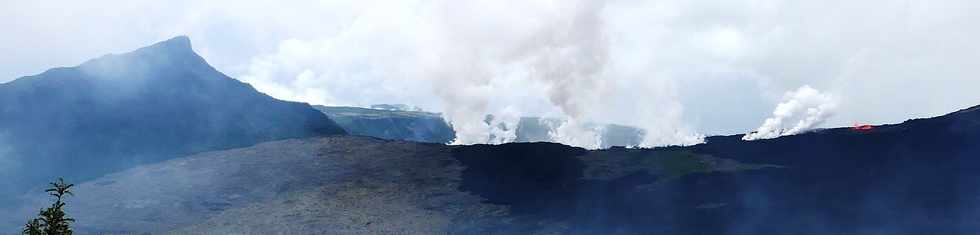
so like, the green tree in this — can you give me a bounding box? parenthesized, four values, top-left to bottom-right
(23, 178, 75, 235)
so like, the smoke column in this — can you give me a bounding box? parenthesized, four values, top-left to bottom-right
(743, 85, 837, 140)
(549, 118, 605, 150)
(237, 0, 706, 149)
(429, 0, 612, 147)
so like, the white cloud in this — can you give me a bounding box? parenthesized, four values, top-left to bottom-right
(3, 0, 980, 147)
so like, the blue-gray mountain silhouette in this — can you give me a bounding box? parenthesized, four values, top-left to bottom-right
(0, 36, 346, 203)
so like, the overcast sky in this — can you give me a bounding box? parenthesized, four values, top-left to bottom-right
(3, 0, 980, 146)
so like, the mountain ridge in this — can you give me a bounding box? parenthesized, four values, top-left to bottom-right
(0, 36, 347, 204)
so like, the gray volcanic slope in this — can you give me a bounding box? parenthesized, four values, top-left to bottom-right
(8, 103, 980, 234)
(3, 136, 761, 234)
(3, 137, 495, 234)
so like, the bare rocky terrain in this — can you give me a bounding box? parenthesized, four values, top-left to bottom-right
(3, 136, 761, 234)
(6, 102, 980, 234)
(6, 137, 495, 234)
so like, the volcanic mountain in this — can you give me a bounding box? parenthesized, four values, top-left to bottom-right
(4, 104, 978, 234)
(0, 36, 347, 203)
(3, 36, 980, 234)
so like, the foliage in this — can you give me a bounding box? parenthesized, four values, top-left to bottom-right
(23, 178, 75, 235)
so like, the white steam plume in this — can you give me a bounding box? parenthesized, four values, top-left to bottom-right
(236, 0, 706, 148)
(485, 111, 522, 144)
(549, 118, 605, 150)
(743, 85, 837, 140)
(432, 0, 613, 146)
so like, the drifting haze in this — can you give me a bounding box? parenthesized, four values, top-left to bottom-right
(3, 0, 980, 147)
(0, 133, 15, 191)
